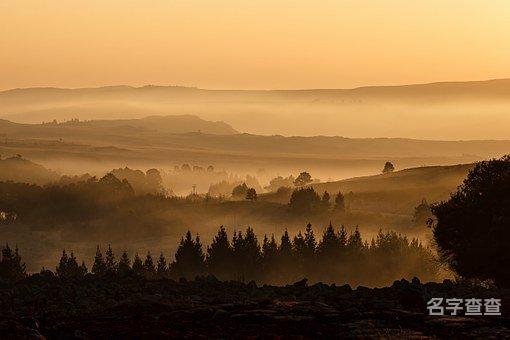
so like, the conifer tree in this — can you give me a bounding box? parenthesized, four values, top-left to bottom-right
(335, 192, 346, 212)
(105, 245, 116, 274)
(321, 191, 331, 209)
(79, 261, 88, 276)
(144, 252, 156, 275)
(132, 252, 144, 276)
(232, 227, 261, 281)
(118, 251, 131, 276)
(206, 226, 233, 279)
(292, 231, 307, 278)
(56, 249, 69, 278)
(171, 230, 205, 279)
(92, 246, 107, 275)
(157, 252, 167, 275)
(56, 249, 84, 279)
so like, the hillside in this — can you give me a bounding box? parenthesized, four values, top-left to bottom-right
(0, 115, 237, 136)
(311, 164, 474, 214)
(0, 155, 59, 185)
(1, 79, 510, 139)
(0, 116, 507, 180)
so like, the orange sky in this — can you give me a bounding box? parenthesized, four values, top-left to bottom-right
(1, 0, 509, 90)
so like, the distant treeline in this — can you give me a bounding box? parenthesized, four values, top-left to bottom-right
(1, 224, 439, 287)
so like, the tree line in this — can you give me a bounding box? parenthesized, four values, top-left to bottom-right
(1, 223, 439, 287)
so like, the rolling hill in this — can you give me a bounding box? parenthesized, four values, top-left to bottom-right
(1, 79, 510, 139)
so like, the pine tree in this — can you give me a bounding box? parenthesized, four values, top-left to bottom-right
(132, 252, 144, 276)
(279, 230, 292, 257)
(56, 249, 84, 279)
(0, 244, 26, 282)
(118, 251, 131, 276)
(157, 252, 167, 275)
(56, 249, 69, 278)
(144, 252, 156, 274)
(92, 246, 106, 275)
(171, 230, 205, 279)
(79, 261, 88, 276)
(232, 227, 261, 282)
(206, 226, 233, 280)
(105, 245, 116, 274)
(321, 191, 331, 209)
(335, 192, 346, 212)
(260, 234, 278, 280)
(292, 231, 307, 278)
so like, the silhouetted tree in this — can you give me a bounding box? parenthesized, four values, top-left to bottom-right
(0, 244, 26, 283)
(92, 246, 107, 275)
(382, 161, 395, 174)
(206, 226, 234, 279)
(132, 253, 144, 276)
(335, 191, 346, 212)
(232, 183, 249, 199)
(157, 252, 167, 275)
(118, 251, 131, 276)
(293, 172, 312, 187)
(321, 191, 331, 209)
(431, 155, 510, 287)
(246, 188, 257, 201)
(261, 234, 278, 281)
(105, 245, 116, 274)
(171, 230, 205, 279)
(232, 227, 261, 281)
(289, 187, 321, 213)
(413, 199, 432, 226)
(144, 252, 156, 275)
(55, 249, 86, 279)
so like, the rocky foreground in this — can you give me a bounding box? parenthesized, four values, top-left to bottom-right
(1, 274, 509, 339)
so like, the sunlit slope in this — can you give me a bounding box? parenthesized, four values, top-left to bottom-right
(311, 164, 474, 214)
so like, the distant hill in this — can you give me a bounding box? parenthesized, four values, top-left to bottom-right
(0, 156, 59, 185)
(0, 115, 237, 136)
(311, 163, 474, 215)
(1, 79, 510, 139)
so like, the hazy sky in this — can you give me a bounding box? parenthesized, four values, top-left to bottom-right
(1, 0, 509, 90)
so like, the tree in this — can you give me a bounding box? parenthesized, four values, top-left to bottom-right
(293, 172, 312, 187)
(92, 246, 106, 275)
(146, 168, 165, 195)
(206, 226, 234, 279)
(431, 155, 510, 287)
(171, 230, 205, 279)
(413, 199, 432, 226)
(334, 192, 346, 212)
(207, 165, 214, 172)
(261, 234, 278, 281)
(56, 249, 85, 279)
(144, 252, 156, 275)
(382, 161, 395, 174)
(264, 175, 295, 192)
(157, 252, 167, 275)
(232, 183, 248, 199)
(289, 187, 321, 213)
(105, 245, 116, 274)
(321, 191, 331, 209)
(232, 227, 261, 281)
(0, 244, 26, 283)
(132, 253, 144, 276)
(118, 251, 131, 276)
(246, 188, 257, 201)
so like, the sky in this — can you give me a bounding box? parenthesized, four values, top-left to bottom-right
(1, 0, 510, 90)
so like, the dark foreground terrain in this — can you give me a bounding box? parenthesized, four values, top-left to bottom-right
(1, 275, 509, 339)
